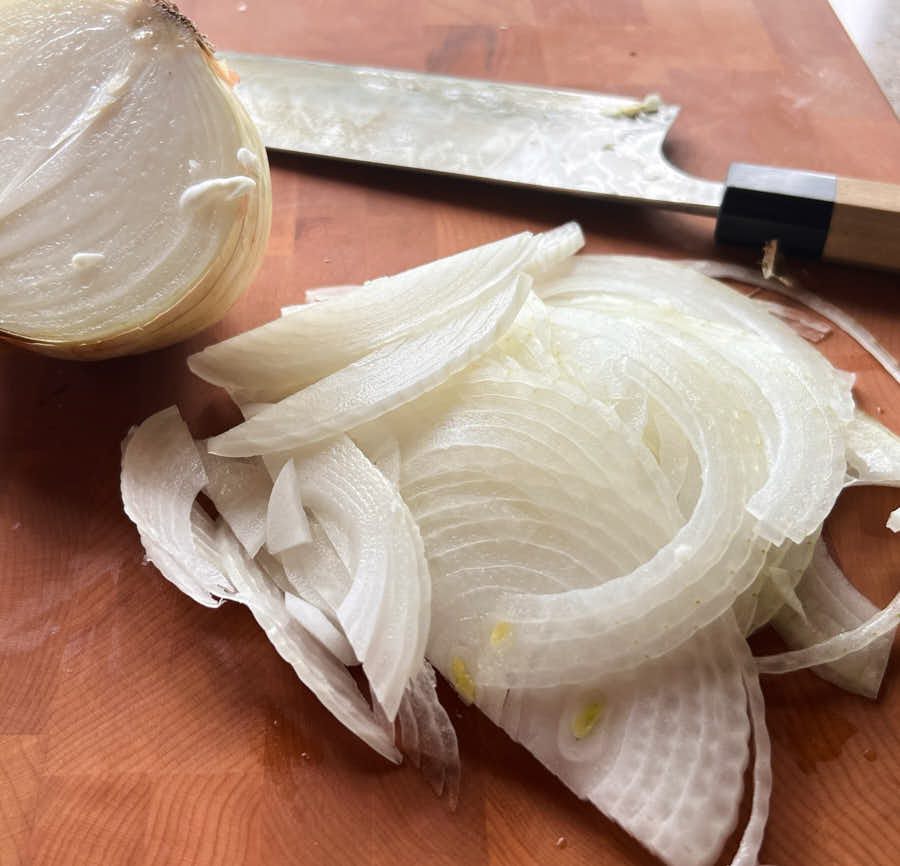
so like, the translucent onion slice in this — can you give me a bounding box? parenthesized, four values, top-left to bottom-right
(0, 0, 271, 358)
(396, 662, 461, 808)
(207, 521, 400, 763)
(266, 458, 312, 554)
(642, 400, 697, 518)
(276, 512, 352, 614)
(535, 256, 855, 423)
(284, 592, 358, 666)
(844, 409, 900, 486)
(189, 223, 582, 404)
(287, 436, 431, 721)
(258, 546, 332, 616)
(206, 271, 532, 457)
(200, 447, 271, 557)
(689, 260, 900, 390)
(770, 538, 895, 697)
(732, 531, 818, 636)
(395, 353, 684, 620)
(189, 231, 538, 403)
(466, 616, 753, 866)
(121, 406, 231, 607)
(756, 589, 900, 676)
(730, 665, 772, 866)
(540, 262, 851, 545)
(419, 300, 769, 687)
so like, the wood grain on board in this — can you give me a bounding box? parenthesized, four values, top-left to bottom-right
(2, 1, 899, 865)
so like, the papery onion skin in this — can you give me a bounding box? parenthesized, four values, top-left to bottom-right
(0, 0, 272, 359)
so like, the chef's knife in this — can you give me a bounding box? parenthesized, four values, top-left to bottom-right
(220, 52, 900, 272)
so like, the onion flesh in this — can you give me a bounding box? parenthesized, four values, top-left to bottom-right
(266, 458, 312, 554)
(122, 224, 900, 866)
(397, 662, 461, 809)
(770, 538, 893, 697)
(0, 0, 271, 357)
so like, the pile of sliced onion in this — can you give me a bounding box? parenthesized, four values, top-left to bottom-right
(122, 223, 900, 866)
(0, 0, 271, 358)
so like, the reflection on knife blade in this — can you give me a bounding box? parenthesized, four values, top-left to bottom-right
(220, 51, 724, 216)
(219, 51, 900, 272)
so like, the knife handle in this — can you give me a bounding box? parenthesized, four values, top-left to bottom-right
(715, 163, 900, 272)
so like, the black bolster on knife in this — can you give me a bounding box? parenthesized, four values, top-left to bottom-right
(715, 163, 837, 256)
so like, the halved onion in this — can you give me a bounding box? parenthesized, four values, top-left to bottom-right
(0, 0, 271, 358)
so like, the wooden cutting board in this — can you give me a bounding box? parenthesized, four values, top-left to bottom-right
(2, 2, 898, 865)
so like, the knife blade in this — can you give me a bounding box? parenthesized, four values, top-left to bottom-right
(220, 51, 900, 272)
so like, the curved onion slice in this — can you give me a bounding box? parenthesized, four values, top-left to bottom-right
(200, 447, 270, 557)
(396, 662, 461, 808)
(276, 512, 352, 614)
(206, 271, 532, 457)
(418, 300, 770, 687)
(469, 616, 754, 866)
(0, 0, 271, 358)
(731, 665, 772, 866)
(535, 256, 855, 422)
(284, 592, 358, 666)
(121, 406, 231, 607)
(539, 261, 851, 545)
(286, 436, 431, 721)
(209, 521, 400, 763)
(689, 260, 900, 390)
(266, 458, 312, 554)
(771, 538, 894, 697)
(730, 529, 819, 638)
(756, 592, 900, 674)
(190, 230, 543, 402)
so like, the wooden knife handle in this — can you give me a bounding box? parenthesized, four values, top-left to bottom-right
(715, 163, 900, 272)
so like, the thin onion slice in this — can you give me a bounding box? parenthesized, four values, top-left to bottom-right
(687, 260, 900, 389)
(471, 616, 753, 866)
(287, 436, 431, 721)
(266, 458, 312, 554)
(276, 513, 352, 615)
(190, 231, 537, 403)
(284, 592, 358, 666)
(200, 447, 271, 557)
(729, 664, 772, 866)
(206, 272, 532, 457)
(733, 532, 818, 637)
(208, 520, 400, 763)
(396, 662, 461, 808)
(189, 223, 582, 404)
(121, 406, 231, 607)
(771, 537, 894, 697)
(540, 260, 851, 545)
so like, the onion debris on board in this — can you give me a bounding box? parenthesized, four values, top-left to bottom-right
(122, 223, 900, 866)
(0, 0, 271, 358)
